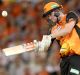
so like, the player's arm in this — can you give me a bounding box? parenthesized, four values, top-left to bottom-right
(51, 20, 76, 38)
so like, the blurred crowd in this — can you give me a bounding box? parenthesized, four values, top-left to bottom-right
(0, 0, 80, 75)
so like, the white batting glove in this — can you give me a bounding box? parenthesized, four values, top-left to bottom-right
(38, 35, 52, 52)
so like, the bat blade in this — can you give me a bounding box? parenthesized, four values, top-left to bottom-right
(3, 44, 35, 56)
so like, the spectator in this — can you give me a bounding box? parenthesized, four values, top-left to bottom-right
(9, 55, 25, 75)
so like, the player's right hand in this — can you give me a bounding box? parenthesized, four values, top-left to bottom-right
(39, 35, 52, 52)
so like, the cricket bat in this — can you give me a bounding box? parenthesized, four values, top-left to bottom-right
(3, 35, 53, 56)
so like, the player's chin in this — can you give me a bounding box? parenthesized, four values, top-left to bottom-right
(51, 17, 57, 22)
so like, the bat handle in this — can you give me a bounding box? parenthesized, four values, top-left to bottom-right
(49, 34, 54, 39)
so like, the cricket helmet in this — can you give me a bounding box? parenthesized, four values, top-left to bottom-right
(43, 2, 63, 17)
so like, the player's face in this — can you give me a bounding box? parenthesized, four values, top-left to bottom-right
(48, 11, 57, 23)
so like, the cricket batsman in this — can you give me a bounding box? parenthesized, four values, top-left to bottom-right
(3, 2, 80, 75)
